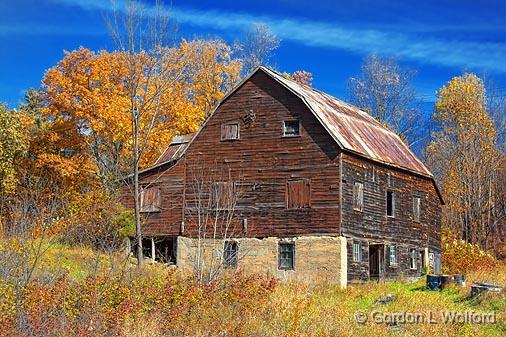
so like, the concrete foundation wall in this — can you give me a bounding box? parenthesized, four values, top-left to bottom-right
(176, 235, 347, 287)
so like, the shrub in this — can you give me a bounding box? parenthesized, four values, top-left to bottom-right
(442, 232, 498, 274)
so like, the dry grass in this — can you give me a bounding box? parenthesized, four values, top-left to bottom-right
(0, 240, 504, 337)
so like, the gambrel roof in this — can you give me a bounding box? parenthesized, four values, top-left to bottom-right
(260, 67, 432, 177)
(143, 67, 439, 197)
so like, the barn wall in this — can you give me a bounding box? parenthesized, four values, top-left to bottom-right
(340, 153, 442, 281)
(176, 235, 347, 286)
(180, 71, 341, 238)
(120, 161, 186, 236)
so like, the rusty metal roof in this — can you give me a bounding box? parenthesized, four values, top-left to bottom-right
(155, 133, 194, 164)
(261, 67, 433, 177)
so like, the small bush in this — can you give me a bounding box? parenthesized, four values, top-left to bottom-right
(442, 235, 498, 274)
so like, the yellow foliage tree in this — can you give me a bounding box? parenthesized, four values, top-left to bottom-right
(426, 73, 501, 250)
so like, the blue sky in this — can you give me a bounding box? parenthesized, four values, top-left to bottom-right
(1, 0, 506, 108)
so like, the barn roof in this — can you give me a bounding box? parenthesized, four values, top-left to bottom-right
(260, 67, 433, 177)
(155, 133, 194, 164)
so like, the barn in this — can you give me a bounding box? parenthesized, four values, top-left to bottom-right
(122, 66, 443, 286)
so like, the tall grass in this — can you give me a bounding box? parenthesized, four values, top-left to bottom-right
(0, 240, 504, 337)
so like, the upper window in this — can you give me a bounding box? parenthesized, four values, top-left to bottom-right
(283, 120, 300, 137)
(286, 179, 311, 209)
(223, 240, 238, 268)
(413, 197, 421, 222)
(353, 182, 364, 212)
(278, 242, 295, 270)
(140, 186, 161, 213)
(352, 241, 362, 262)
(221, 122, 240, 141)
(386, 191, 395, 217)
(388, 245, 398, 266)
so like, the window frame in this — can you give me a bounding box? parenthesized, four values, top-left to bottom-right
(286, 178, 311, 209)
(223, 240, 238, 268)
(353, 181, 364, 212)
(221, 122, 240, 141)
(140, 186, 162, 213)
(282, 120, 300, 137)
(386, 190, 395, 217)
(409, 248, 417, 270)
(278, 241, 295, 270)
(413, 196, 421, 223)
(388, 245, 398, 267)
(352, 241, 362, 262)
(210, 181, 237, 210)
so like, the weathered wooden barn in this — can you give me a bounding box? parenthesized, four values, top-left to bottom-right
(122, 67, 443, 286)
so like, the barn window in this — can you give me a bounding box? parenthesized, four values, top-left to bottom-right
(353, 182, 364, 211)
(140, 186, 161, 212)
(221, 122, 240, 141)
(386, 191, 395, 217)
(278, 242, 295, 270)
(211, 182, 236, 210)
(388, 245, 397, 266)
(283, 120, 300, 137)
(223, 240, 238, 268)
(286, 179, 311, 209)
(352, 241, 362, 262)
(409, 249, 417, 270)
(413, 197, 421, 222)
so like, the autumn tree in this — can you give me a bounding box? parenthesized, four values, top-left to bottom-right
(426, 73, 503, 250)
(178, 39, 241, 117)
(282, 70, 313, 86)
(348, 54, 422, 146)
(0, 104, 28, 194)
(234, 23, 280, 76)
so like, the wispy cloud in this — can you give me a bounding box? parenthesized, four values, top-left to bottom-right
(50, 0, 506, 72)
(0, 23, 105, 36)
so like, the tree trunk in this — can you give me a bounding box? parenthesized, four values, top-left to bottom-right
(133, 111, 143, 267)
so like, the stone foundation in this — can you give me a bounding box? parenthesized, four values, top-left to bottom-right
(176, 235, 347, 287)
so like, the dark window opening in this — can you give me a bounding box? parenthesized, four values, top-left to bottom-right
(223, 241, 238, 268)
(283, 120, 300, 137)
(132, 237, 177, 264)
(278, 242, 295, 270)
(386, 191, 395, 217)
(286, 179, 311, 209)
(221, 123, 240, 141)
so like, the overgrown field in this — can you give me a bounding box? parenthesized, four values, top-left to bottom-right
(0, 240, 504, 337)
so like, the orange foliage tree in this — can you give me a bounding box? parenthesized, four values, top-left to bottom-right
(41, 43, 240, 192)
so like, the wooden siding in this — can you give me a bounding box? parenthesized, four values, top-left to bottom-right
(181, 71, 341, 237)
(340, 153, 441, 281)
(121, 162, 186, 236)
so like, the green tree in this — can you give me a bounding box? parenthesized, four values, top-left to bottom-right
(0, 104, 28, 193)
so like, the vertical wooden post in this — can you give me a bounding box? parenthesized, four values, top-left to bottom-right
(151, 237, 156, 264)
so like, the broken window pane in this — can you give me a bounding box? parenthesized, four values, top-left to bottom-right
(283, 120, 300, 136)
(278, 242, 295, 270)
